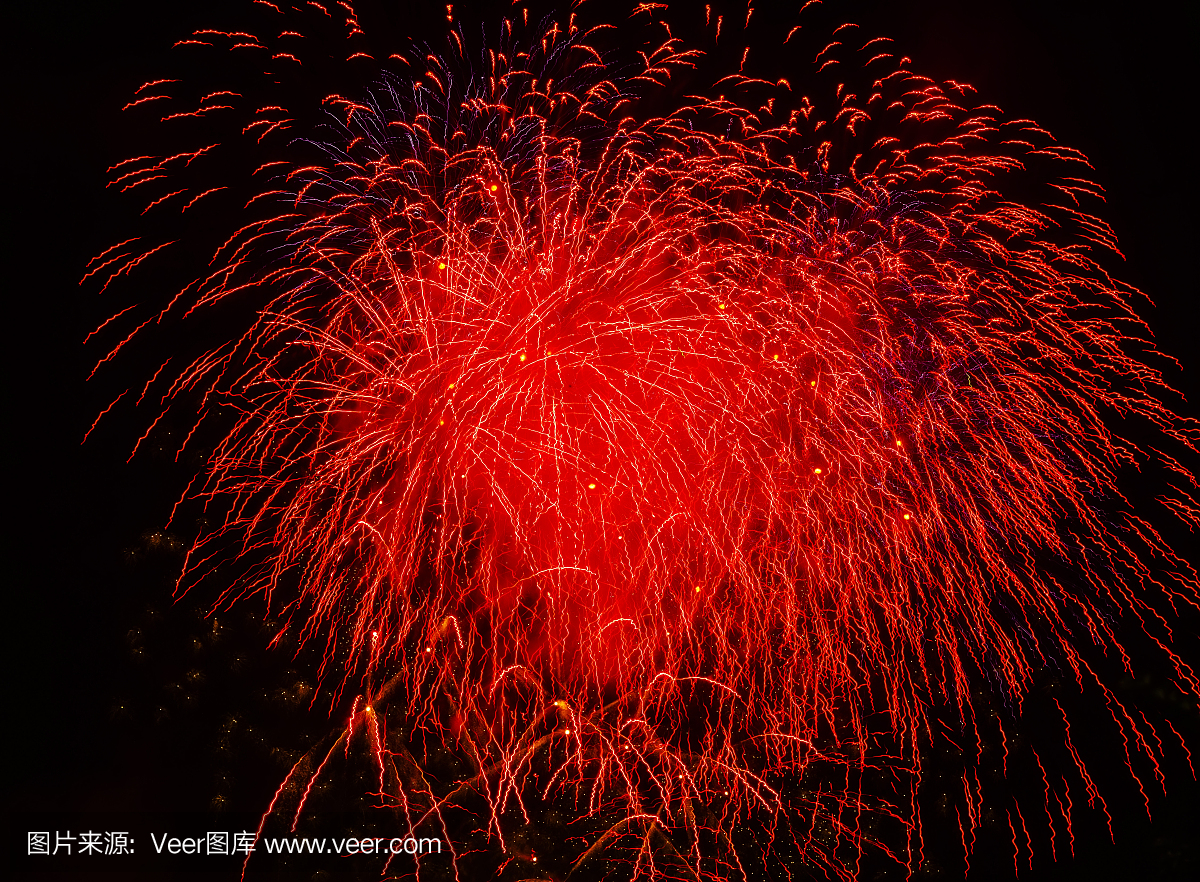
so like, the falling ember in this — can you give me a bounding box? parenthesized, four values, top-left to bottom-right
(88, 1, 1198, 877)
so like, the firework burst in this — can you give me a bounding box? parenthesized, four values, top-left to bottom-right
(87, 1, 1198, 877)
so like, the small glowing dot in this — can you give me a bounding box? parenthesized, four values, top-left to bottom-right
(437, 262, 446, 270)
(365, 706, 373, 712)
(773, 353, 780, 360)
(810, 380, 817, 387)
(896, 439, 903, 447)
(519, 353, 526, 362)
(424, 647, 431, 652)
(588, 482, 596, 489)
(448, 383, 454, 389)
(489, 183, 498, 192)
(718, 303, 726, 310)
(903, 513, 911, 520)
(694, 585, 702, 592)
(563, 728, 571, 734)
(813, 468, 822, 474)
(439, 420, 444, 425)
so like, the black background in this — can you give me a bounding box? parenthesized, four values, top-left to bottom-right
(8, 1, 1198, 879)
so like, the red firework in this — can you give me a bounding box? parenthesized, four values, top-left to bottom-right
(87, 1, 1198, 877)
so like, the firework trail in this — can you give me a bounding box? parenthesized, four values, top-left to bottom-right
(87, 1, 1198, 877)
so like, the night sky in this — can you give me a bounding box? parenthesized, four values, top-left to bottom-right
(9, 1, 1198, 879)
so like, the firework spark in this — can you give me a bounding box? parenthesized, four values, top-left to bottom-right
(88, 1, 1198, 877)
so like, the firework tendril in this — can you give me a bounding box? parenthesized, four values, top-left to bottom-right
(88, 1, 1198, 877)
